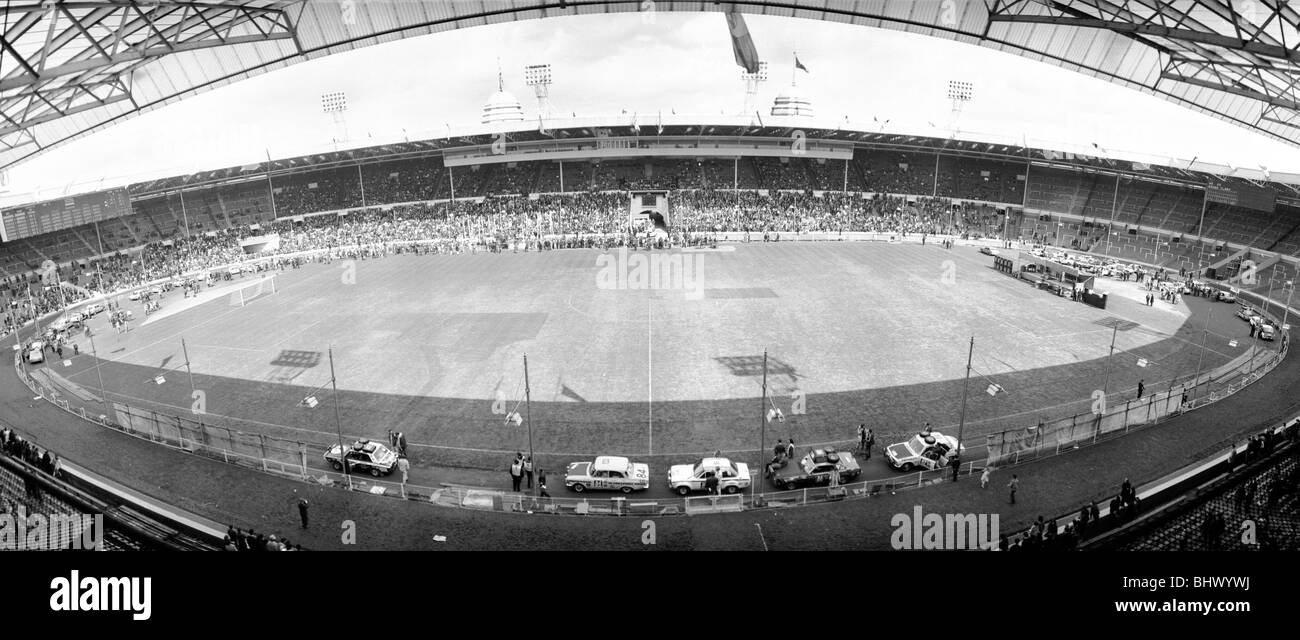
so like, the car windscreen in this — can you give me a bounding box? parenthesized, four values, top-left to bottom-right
(906, 436, 925, 454)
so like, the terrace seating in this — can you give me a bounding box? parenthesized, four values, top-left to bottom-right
(936, 155, 1025, 204)
(359, 157, 445, 204)
(853, 150, 935, 196)
(1023, 166, 1116, 220)
(1123, 448, 1300, 551)
(271, 167, 364, 216)
(1111, 179, 1202, 232)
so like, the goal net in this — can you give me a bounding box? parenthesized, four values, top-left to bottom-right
(228, 274, 277, 307)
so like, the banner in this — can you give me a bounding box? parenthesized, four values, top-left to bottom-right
(239, 233, 281, 254)
(725, 9, 760, 73)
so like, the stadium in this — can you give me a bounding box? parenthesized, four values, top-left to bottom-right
(1, 1, 1299, 559)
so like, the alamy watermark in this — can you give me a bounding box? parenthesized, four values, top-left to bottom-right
(891, 506, 999, 550)
(0, 506, 104, 550)
(595, 247, 705, 293)
(49, 570, 151, 621)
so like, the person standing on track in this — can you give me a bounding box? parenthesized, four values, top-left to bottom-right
(509, 454, 524, 492)
(297, 498, 309, 529)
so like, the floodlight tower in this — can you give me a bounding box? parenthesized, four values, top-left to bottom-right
(321, 91, 348, 149)
(740, 61, 768, 116)
(946, 80, 973, 132)
(524, 64, 553, 120)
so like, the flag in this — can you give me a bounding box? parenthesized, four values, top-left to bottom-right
(725, 9, 761, 73)
(657, 111, 663, 135)
(795, 56, 809, 73)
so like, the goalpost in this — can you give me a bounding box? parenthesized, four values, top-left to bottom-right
(230, 274, 278, 307)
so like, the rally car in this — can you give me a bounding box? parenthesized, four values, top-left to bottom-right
(885, 431, 964, 472)
(564, 456, 650, 493)
(1216, 290, 1237, 303)
(667, 457, 751, 496)
(323, 439, 398, 477)
(1237, 305, 1258, 322)
(1259, 323, 1278, 341)
(770, 447, 862, 490)
(27, 341, 45, 364)
(978, 246, 996, 256)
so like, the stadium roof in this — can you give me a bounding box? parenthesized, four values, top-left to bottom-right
(1, 0, 1298, 172)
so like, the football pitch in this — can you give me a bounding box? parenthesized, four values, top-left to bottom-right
(56, 241, 1260, 471)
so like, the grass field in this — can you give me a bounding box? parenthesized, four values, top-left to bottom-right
(44, 241, 1268, 473)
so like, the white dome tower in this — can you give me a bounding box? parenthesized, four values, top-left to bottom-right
(770, 83, 814, 117)
(481, 62, 525, 124)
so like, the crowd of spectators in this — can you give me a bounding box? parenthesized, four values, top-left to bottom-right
(1, 188, 1021, 320)
(1, 425, 63, 479)
(999, 513, 1078, 551)
(223, 525, 306, 551)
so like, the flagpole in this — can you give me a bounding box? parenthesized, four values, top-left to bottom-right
(264, 150, 277, 220)
(181, 336, 196, 395)
(1101, 324, 1119, 399)
(87, 328, 108, 408)
(524, 354, 535, 497)
(954, 336, 974, 479)
(761, 350, 768, 458)
(1194, 307, 1213, 387)
(328, 347, 350, 485)
(758, 349, 767, 502)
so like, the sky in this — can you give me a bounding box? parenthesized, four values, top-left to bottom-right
(5, 11, 1300, 202)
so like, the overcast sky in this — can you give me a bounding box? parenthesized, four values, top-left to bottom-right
(6, 12, 1300, 201)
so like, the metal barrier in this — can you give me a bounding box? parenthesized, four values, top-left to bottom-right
(985, 338, 1288, 467)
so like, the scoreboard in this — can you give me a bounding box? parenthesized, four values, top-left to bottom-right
(1205, 183, 1276, 213)
(0, 187, 132, 242)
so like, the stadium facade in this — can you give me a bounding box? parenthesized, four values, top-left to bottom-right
(2, 116, 1299, 297)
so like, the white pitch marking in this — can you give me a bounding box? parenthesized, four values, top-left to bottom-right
(647, 296, 653, 456)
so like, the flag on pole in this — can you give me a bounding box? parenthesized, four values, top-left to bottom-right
(725, 9, 761, 73)
(795, 56, 809, 73)
(657, 111, 664, 135)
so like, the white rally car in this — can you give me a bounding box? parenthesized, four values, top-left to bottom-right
(323, 439, 399, 477)
(564, 456, 650, 494)
(886, 431, 964, 472)
(667, 457, 751, 496)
